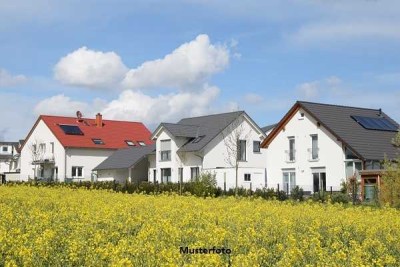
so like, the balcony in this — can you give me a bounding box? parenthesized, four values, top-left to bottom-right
(285, 149, 296, 163)
(308, 148, 319, 162)
(159, 150, 171, 162)
(32, 153, 55, 164)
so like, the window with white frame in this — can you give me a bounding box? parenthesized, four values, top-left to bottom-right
(160, 140, 171, 161)
(237, 140, 246, 161)
(72, 166, 84, 178)
(282, 170, 296, 194)
(191, 167, 199, 181)
(244, 173, 251, 182)
(312, 168, 326, 193)
(138, 141, 146, 146)
(310, 134, 319, 160)
(161, 168, 171, 183)
(287, 137, 295, 162)
(1, 146, 8, 153)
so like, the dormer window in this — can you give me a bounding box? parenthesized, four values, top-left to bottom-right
(2, 146, 8, 152)
(138, 141, 146, 146)
(125, 140, 136, 146)
(92, 138, 104, 145)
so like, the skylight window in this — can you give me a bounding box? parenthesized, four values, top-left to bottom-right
(59, 124, 84, 135)
(92, 138, 104, 145)
(125, 140, 136, 146)
(351, 115, 398, 132)
(138, 141, 146, 146)
(192, 136, 203, 143)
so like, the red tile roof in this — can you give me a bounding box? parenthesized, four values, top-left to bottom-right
(26, 115, 153, 150)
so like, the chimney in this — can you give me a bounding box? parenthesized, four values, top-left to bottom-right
(96, 113, 103, 128)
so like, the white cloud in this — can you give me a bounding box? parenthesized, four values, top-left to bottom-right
(289, 21, 400, 45)
(102, 85, 220, 125)
(297, 81, 320, 100)
(244, 93, 263, 104)
(0, 68, 27, 87)
(34, 94, 107, 117)
(122, 34, 230, 90)
(54, 47, 128, 89)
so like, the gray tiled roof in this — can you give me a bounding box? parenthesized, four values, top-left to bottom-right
(261, 123, 277, 133)
(299, 101, 399, 160)
(176, 111, 245, 152)
(93, 144, 155, 170)
(161, 123, 199, 137)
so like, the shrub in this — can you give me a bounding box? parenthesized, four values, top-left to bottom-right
(312, 191, 329, 203)
(331, 192, 350, 204)
(290, 186, 304, 201)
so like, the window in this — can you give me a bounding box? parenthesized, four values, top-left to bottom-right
(310, 135, 319, 160)
(178, 168, 183, 183)
(312, 171, 326, 193)
(253, 141, 260, 153)
(138, 141, 146, 146)
(72, 166, 83, 178)
(244, 173, 251, 182)
(126, 140, 136, 146)
(59, 124, 84, 135)
(153, 169, 157, 183)
(345, 161, 362, 179)
(287, 137, 295, 162)
(191, 167, 199, 181)
(161, 168, 171, 183)
(1, 146, 8, 152)
(39, 143, 46, 153)
(282, 171, 296, 194)
(237, 140, 246, 161)
(192, 136, 203, 143)
(50, 142, 54, 153)
(160, 140, 171, 161)
(92, 138, 104, 145)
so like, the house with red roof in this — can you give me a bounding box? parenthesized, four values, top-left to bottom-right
(20, 112, 153, 182)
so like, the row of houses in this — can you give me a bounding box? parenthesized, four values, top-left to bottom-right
(1, 101, 399, 200)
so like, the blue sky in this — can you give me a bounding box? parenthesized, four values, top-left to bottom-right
(1, 0, 400, 140)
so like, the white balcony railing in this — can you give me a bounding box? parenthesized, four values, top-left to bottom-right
(285, 149, 296, 163)
(307, 148, 319, 161)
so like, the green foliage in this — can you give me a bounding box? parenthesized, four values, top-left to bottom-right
(290, 186, 304, 201)
(380, 156, 400, 207)
(331, 192, 351, 204)
(312, 191, 329, 203)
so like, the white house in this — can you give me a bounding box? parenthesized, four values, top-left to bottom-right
(20, 112, 153, 182)
(0, 141, 21, 182)
(261, 101, 399, 197)
(149, 111, 267, 190)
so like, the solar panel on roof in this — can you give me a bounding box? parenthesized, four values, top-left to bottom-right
(351, 115, 398, 132)
(59, 124, 84, 135)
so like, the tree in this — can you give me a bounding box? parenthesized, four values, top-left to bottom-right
(380, 131, 400, 207)
(29, 139, 44, 180)
(222, 116, 251, 196)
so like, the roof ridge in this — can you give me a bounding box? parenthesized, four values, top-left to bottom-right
(179, 110, 244, 121)
(298, 101, 382, 112)
(40, 115, 144, 124)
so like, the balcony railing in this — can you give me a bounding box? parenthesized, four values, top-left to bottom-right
(285, 149, 296, 163)
(307, 148, 319, 161)
(159, 150, 171, 162)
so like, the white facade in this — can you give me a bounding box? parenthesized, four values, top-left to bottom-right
(20, 119, 114, 182)
(149, 115, 267, 190)
(265, 108, 361, 194)
(0, 143, 17, 174)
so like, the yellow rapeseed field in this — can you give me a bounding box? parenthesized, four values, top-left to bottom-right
(0, 186, 399, 267)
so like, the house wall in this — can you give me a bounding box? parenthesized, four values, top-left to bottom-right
(266, 108, 345, 193)
(131, 158, 149, 183)
(202, 115, 267, 189)
(66, 148, 114, 181)
(97, 169, 129, 183)
(20, 120, 65, 181)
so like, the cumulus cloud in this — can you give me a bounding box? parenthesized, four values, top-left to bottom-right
(54, 47, 128, 89)
(122, 34, 230, 90)
(102, 85, 220, 125)
(0, 68, 27, 87)
(34, 94, 107, 117)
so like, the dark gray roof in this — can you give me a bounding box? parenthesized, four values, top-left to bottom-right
(299, 101, 399, 160)
(93, 144, 155, 170)
(161, 123, 199, 137)
(0, 142, 18, 146)
(176, 111, 245, 152)
(261, 123, 277, 133)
